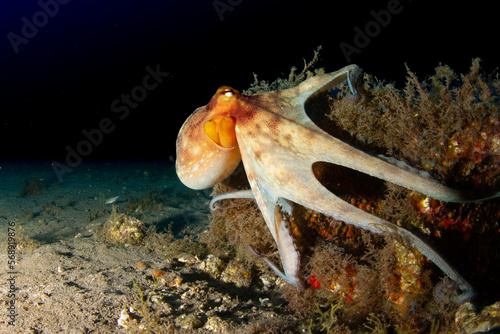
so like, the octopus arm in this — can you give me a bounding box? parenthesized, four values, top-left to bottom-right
(209, 190, 254, 210)
(301, 174, 475, 302)
(211, 191, 303, 288)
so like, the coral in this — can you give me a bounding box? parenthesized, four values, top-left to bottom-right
(97, 203, 209, 256)
(198, 254, 225, 278)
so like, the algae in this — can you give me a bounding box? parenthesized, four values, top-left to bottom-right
(204, 54, 500, 333)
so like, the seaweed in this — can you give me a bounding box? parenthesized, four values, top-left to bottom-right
(326, 59, 500, 306)
(243, 46, 325, 95)
(205, 56, 500, 332)
(241, 318, 302, 334)
(85, 207, 108, 223)
(200, 182, 276, 265)
(327, 58, 500, 191)
(19, 177, 45, 197)
(126, 189, 167, 213)
(118, 278, 176, 333)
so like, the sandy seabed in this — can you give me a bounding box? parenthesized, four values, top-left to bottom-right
(0, 160, 297, 334)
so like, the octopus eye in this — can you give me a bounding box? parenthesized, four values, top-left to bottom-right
(223, 89, 234, 97)
(204, 116, 237, 148)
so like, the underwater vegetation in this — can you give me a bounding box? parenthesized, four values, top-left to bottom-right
(97, 206, 147, 246)
(328, 58, 500, 192)
(19, 176, 45, 197)
(95, 203, 206, 258)
(200, 53, 500, 333)
(243, 46, 325, 95)
(126, 189, 168, 213)
(326, 58, 500, 299)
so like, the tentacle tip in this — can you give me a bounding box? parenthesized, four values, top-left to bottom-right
(453, 287, 476, 305)
(434, 278, 475, 305)
(209, 199, 220, 211)
(246, 245, 264, 258)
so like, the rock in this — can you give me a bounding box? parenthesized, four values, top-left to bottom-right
(221, 261, 252, 287)
(198, 255, 225, 278)
(117, 308, 141, 329)
(100, 207, 146, 246)
(176, 314, 204, 330)
(205, 315, 234, 333)
(455, 301, 500, 333)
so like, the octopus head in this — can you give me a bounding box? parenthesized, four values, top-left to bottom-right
(175, 86, 242, 189)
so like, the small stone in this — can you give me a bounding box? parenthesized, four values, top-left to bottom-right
(205, 315, 233, 333)
(260, 272, 278, 290)
(117, 308, 141, 329)
(176, 314, 204, 330)
(221, 261, 252, 287)
(259, 297, 272, 307)
(198, 255, 225, 278)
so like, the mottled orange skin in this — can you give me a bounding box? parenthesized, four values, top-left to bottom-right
(175, 65, 491, 296)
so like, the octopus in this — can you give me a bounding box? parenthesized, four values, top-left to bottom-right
(175, 64, 499, 303)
